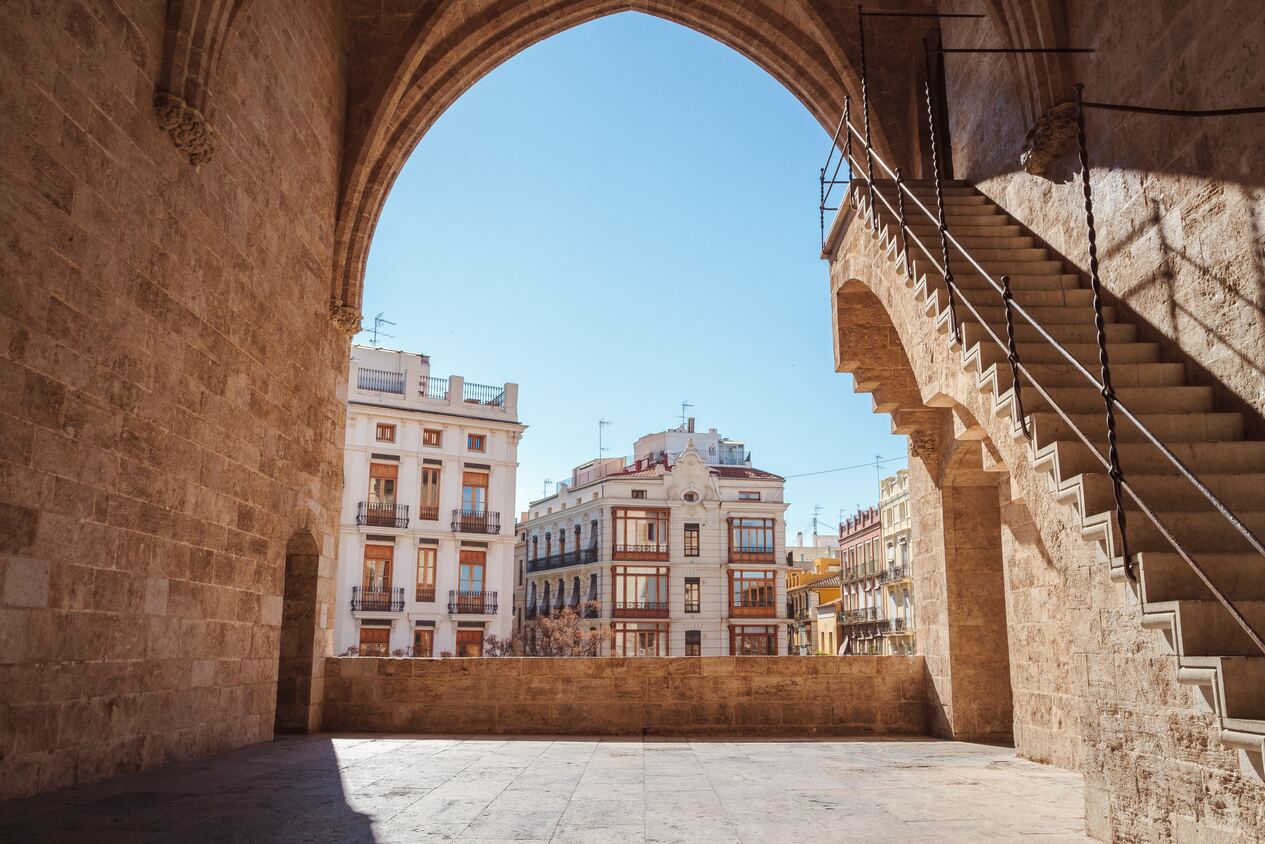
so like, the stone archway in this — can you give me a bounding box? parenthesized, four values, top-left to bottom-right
(275, 530, 323, 734)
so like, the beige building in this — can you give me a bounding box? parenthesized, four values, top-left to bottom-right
(333, 346, 524, 658)
(879, 470, 914, 655)
(521, 424, 789, 656)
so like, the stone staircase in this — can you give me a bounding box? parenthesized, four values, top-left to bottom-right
(851, 177, 1265, 775)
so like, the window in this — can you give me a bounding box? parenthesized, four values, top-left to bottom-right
(684, 577, 701, 613)
(375, 423, 396, 443)
(631, 489, 646, 499)
(728, 517, 775, 562)
(684, 523, 700, 557)
(416, 546, 436, 602)
(455, 628, 484, 657)
(729, 570, 776, 616)
(467, 433, 486, 452)
(685, 630, 701, 656)
(423, 428, 442, 447)
(358, 625, 390, 657)
(531, 536, 538, 559)
(682, 490, 699, 503)
(412, 627, 433, 657)
(612, 565, 669, 617)
(730, 624, 778, 656)
(362, 544, 393, 593)
(419, 466, 441, 520)
(367, 462, 398, 508)
(461, 471, 488, 515)
(612, 508, 669, 560)
(458, 549, 486, 594)
(737, 490, 760, 501)
(612, 622, 669, 656)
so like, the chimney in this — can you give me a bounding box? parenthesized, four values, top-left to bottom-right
(797, 531, 804, 546)
(687, 417, 695, 433)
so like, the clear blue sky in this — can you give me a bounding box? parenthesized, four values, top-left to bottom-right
(360, 12, 907, 539)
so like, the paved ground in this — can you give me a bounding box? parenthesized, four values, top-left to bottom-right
(0, 735, 1089, 842)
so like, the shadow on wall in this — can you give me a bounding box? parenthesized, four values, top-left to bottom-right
(0, 737, 376, 843)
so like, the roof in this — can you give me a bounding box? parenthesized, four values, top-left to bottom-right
(787, 571, 842, 592)
(707, 466, 784, 481)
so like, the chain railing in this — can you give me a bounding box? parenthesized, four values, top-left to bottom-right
(823, 90, 1265, 658)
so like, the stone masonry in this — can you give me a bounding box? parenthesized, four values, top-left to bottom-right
(322, 656, 929, 737)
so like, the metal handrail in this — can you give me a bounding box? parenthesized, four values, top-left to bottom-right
(827, 113, 1265, 657)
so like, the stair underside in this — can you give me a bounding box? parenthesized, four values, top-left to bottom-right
(847, 180, 1265, 774)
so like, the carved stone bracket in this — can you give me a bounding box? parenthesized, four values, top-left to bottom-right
(154, 0, 251, 166)
(1019, 101, 1077, 179)
(329, 300, 363, 335)
(154, 92, 215, 165)
(908, 430, 939, 460)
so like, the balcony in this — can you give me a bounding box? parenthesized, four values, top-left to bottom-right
(611, 600, 669, 619)
(357, 367, 405, 394)
(527, 547, 599, 573)
(729, 548, 777, 564)
(448, 590, 498, 614)
(524, 604, 537, 620)
(730, 602, 778, 619)
(417, 504, 440, 522)
(584, 600, 600, 618)
(416, 585, 436, 603)
(794, 607, 810, 623)
(462, 381, 506, 406)
(452, 508, 501, 534)
(887, 617, 911, 634)
(880, 563, 911, 583)
(351, 586, 405, 612)
(612, 544, 669, 562)
(357, 501, 409, 528)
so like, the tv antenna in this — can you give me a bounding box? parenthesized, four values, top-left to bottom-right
(679, 400, 694, 427)
(542, 478, 552, 497)
(367, 312, 395, 347)
(599, 418, 611, 457)
(812, 504, 823, 538)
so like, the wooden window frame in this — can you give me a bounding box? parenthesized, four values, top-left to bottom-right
(737, 490, 760, 501)
(416, 546, 436, 602)
(422, 428, 442, 447)
(728, 517, 775, 563)
(467, 433, 486, 452)
(419, 466, 441, 520)
(612, 622, 670, 656)
(683, 576, 701, 613)
(611, 565, 670, 618)
(375, 423, 397, 443)
(683, 523, 700, 557)
(412, 627, 434, 657)
(729, 624, 778, 656)
(455, 628, 484, 657)
(358, 625, 390, 657)
(630, 489, 647, 499)
(728, 569, 777, 617)
(684, 629, 702, 656)
(612, 508, 669, 561)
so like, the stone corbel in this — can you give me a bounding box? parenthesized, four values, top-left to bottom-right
(1019, 101, 1078, 179)
(154, 0, 251, 165)
(329, 300, 363, 335)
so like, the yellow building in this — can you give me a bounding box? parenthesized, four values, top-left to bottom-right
(785, 558, 840, 655)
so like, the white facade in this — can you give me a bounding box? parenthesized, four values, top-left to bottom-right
(334, 345, 524, 657)
(520, 427, 789, 657)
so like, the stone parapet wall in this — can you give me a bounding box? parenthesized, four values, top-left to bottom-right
(322, 656, 929, 736)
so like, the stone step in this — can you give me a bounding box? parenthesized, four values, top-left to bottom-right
(1107, 508, 1265, 554)
(949, 301, 1117, 325)
(1143, 599, 1265, 657)
(906, 222, 1024, 239)
(1137, 552, 1265, 602)
(1069, 471, 1265, 518)
(1006, 384, 1214, 415)
(985, 360, 1187, 389)
(959, 315, 1138, 346)
(885, 229, 1036, 251)
(1029, 410, 1244, 448)
(1040, 440, 1265, 480)
(917, 267, 1081, 291)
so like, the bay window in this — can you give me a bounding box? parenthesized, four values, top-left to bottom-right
(611, 565, 669, 617)
(612, 508, 669, 560)
(729, 517, 775, 562)
(729, 569, 776, 617)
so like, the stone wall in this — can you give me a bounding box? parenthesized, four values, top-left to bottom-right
(0, 1, 348, 798)
(941, 0, 1265, 433)
(322, 656, 929, 737)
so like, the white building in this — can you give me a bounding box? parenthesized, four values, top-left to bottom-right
(334, 345, 524, 658)
(879, 469, 914, 655)
(520, 422, 789, 657)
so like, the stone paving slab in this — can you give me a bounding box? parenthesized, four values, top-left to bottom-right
(0, 735, 1089, 843)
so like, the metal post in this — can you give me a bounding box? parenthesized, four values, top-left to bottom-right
(857, 6, 879, 231)
(922, 42, 959, 342)
(999, 275, 1030, 437)
(843, 95, 854, 207)
(894, 167, 911, 278)
(1074, 83, 1133, 581)
(819, 166, 826, 246)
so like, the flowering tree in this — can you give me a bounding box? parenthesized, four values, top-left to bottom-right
(485, 602, 611, 657)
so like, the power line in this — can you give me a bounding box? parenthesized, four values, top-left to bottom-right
(782, 455, 904, 479)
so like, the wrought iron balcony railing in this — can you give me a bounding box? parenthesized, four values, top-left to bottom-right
(417, 504, 440, 521)
(351, 586, 405, 612)
(451, 508, 501, 534)
(356, 501, 409, 528)
(527, 546, 599, 573)
(612, 544, 669, 562)
(879, 563, 911, 583)
(462, 381, 506, 406)
(415, 585, 436, 603)
(611, 600, 669, 618)
(448, 590, 498, 614)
